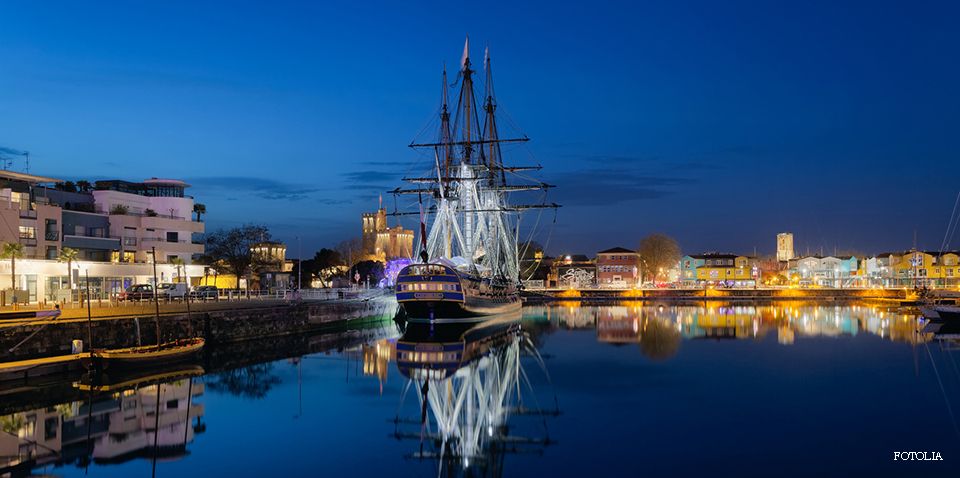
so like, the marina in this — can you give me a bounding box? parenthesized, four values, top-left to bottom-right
(1, 303, 958, 477)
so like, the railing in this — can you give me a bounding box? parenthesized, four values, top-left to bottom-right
(62, 234, 121, 241)
(18, 237, 37, 246)
(95, 207, 187, 221)
(45, 231, 59, 241)
(19, 209, 37, 219)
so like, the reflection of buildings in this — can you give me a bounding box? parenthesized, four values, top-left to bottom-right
(361, 208, 413, 262)
(528, 303, 929, 348)
(361, 339, 396, 393)
(0, 378, 204, 473)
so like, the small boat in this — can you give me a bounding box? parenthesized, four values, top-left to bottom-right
(85, 338, 205, 371)
(920, 305, 960, 321)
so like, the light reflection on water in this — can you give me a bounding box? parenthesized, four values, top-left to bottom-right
(3, 302, 960, 477)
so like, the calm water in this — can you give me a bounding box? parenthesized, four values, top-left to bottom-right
(4, 303, 960, 477)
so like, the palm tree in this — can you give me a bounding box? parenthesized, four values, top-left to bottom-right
(193, 203, 206, 222)
(171, 256, 185, 283)
(59, 247, 79, 290)
(0, 242, 25, 304)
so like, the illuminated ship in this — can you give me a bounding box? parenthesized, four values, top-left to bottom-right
(392, 38, 558, 322)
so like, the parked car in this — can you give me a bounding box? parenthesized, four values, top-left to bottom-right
(156, 283, 188, 300)
(118, 284, 154, 301)
(190, 285, 219, 300)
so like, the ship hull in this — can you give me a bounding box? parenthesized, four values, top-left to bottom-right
(396, 263, 520, 323)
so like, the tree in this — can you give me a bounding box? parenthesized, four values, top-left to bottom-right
(335, 237, 362, 270)
(109, 204, 129, 215)
(59, 247, 79, 289)
(56, 181, 78, 193)
(76, 180, 92, 192)
(171, 256, 186, 283)
(0, 242, 24, 303)
(638, 233, 681, 282)
(193, 203, 206, 222)
(313, 248, 344, 287)
(204, 225, 270, 289)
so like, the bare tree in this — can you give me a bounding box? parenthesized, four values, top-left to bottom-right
(335, 237, 362, 270)
(638, 233, 681, 282)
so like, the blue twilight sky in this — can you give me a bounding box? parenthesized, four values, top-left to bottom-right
(1, 0, 958, 258)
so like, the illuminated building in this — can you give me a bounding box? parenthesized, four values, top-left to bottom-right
(361, 207, 413, 262)
(595, 247, 639, 287)
(777, 232, 795, 262)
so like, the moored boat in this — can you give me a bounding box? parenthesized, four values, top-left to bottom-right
(921, 305, 960, 321)
(396, 263, 520, 322)
(84, 337, 205, 371)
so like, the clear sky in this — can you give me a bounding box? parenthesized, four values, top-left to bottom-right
(1, 0, 958, 258)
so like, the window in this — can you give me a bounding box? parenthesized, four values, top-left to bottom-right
(74, 225, 85, 236)
(123, 236, 137, 246)
(46, 246, 57, 260)
(166, 231, 179, 243)
(19, 226, 35, 239)
(44, 417, 58, 441)
(168, 255, 179, 263)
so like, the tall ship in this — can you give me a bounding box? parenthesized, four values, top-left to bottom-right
(393, 39, 556, 322)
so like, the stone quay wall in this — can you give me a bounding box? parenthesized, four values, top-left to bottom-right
(0, 296, 398, 362)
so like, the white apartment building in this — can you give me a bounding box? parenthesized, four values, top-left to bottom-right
(91, 178, 204, 264)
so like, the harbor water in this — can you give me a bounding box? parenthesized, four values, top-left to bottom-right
(4, 303, 959, 477)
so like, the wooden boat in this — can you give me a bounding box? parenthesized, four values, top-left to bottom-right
(85, 337, 205, 370)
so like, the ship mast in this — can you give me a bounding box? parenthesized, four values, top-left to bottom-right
(394, 38, 560, 283)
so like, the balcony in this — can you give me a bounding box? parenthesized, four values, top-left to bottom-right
(18, 237, 37, 246)
(19, 209, 37, 219)
(45, 231, 59, 241)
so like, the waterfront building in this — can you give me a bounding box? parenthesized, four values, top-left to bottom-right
(0, 173, 207, 304)
(0, 171, 68, 261)
(680, 254, 707, 285)
(887, 250, 960, 287)
(777, 232, 795, 262)
(791, 255, 859, 287)
(92, 178, 204, 264)
(361, 207, 413, 262)
(595, 247, 639, 288)
(695, 254, 755, 286)
(550, 254, 595, 288)
(251, 241, 295, 290)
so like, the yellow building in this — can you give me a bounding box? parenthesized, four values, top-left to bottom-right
(695, 254, 755, 285)
(889, 250, 960, 286)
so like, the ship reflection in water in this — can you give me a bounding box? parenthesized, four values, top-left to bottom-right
(0, 368, 205, 477)
(391, 313, 557, 476)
